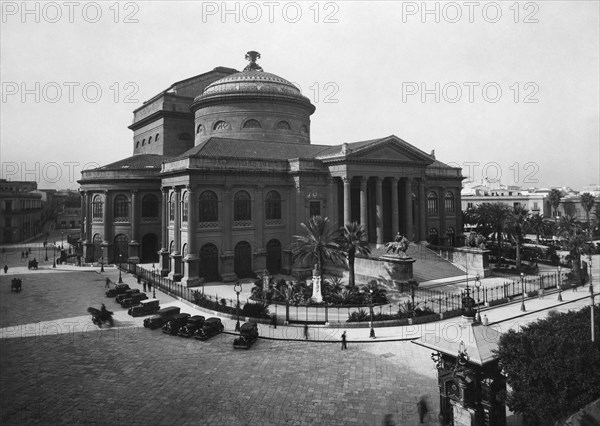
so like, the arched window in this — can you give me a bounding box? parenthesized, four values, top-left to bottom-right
(148, 136, 152, 144)
(141, 194, 159, 218)
(265, 190, 281, 222)
(427, 192, 438, 214)
(92, 195, 103, 221)
(243, 119, 261, 129)
(114, 234, 129, 263)
(113, 194, 129, 222)
(277, 120, 291, 130)
(169, 193, 175, 222)
(181, 192, 189, 224)
(199, 191, 218, 224)
(446, 227, 456, 246)
(196, 124, 205, 134)
(445, 192, 455, 213)
(428, 228, 439, 245)
(155, 133, 160, 141)
(234, 190, 251, 222)
(142, 139, 146, 146)
(136, 141, 140, 148)
(213, 121, 230, 131)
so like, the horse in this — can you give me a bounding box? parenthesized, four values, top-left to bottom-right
(87, 307, 114, 327)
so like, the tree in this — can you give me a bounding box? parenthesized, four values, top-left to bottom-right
(505, 205, 529, 271)
(291, 216, 345, 276)
(339, 222, 371, 287)
(548, 188, 563, 218)
(580, 192, 596, 227)
(555, 215, 587, 284)
(495, 305, 600, 425)
(525, 213, 550, 244)
(475, 203, 511, 261)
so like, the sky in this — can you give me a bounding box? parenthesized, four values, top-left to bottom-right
(1, 1, 599, 191)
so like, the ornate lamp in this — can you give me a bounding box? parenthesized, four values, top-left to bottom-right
(234, 281, 243, 332)
(474, 274, 481, 322)
(520, 272, 526, 312)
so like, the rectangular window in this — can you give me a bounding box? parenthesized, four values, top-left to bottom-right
(533, 202, 539, 210)
(309, 201, 321, 217)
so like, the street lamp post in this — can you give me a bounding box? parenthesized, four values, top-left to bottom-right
(520, 272, 526, 312)
(61, 231, 64, 250)
(369, 288, 375, 339)
(475, 274, 482, 322)
(234, 282, 242, 332)
(557, 265, 563, 302)
(152, 264, 156, 299)
(100, 256, 104, 273)
(118, 253, 123, 284)
(52, 243, 56, 268)
(44, 240, 48, 261)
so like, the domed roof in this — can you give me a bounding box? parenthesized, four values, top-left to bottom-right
(192, 51, 314, 113)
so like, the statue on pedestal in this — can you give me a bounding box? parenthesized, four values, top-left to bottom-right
(311, 263, 323, 303)
(384, 233, 410, 258)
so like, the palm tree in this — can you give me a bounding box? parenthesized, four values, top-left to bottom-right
(525, 213, 550, 244)
(580, 192, 596, 226)
(476, 203, 511, 261)
(339, 222, 371, 287)
(548, 188, 563, 218)
(555, 215, 586, 284)
(291, 216, 345, 276)
(505, 205, 529, 271)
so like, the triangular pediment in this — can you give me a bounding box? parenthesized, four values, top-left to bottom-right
(346, 136, 434, 164)
(353, 145, 418, 162)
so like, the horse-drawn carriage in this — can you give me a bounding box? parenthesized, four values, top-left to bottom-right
(87, 306, 114, 327)
(27, 259, 38, 270)
(11, 278, 22, 292)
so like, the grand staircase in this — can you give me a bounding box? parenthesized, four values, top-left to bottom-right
(370, 243, 466, 283)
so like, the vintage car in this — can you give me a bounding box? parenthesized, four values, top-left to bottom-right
(120, 292, 148, 308)
(128, 299, 160, 317)
(116, 288, 140, 304)
(233, 322, 259, 349)
(106, 283, 130, 298)
(178, 315, 206, 338)
(195, 317, 224, 341)
(162, 313, 190, 335)
(143, 306, 181, 329)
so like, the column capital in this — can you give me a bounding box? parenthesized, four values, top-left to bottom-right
(186, 184, 194, 193)
(130, 189, 138, 195)
(174, 186, 182, 194)
(342, 176, 351, 184)
(161, 187, 169, 194)
(390, 176, 399, 183)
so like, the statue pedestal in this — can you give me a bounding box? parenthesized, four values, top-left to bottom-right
(311, 274, 323, 303)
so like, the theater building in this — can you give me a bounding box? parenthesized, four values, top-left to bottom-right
(78, 52, 463, 285)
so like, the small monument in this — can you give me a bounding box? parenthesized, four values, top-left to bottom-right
(311, 264, 323, 303)
(383, 232, 410, 258)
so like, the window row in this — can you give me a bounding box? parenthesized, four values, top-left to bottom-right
(135, 133, 161, 149)
(169, 190, 282, 223)
(91, 194, 159, 221)
(427, 191, 456, 214)
(196, 120, 307, 134)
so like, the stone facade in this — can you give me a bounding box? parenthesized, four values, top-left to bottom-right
(78, 52, 463, 285)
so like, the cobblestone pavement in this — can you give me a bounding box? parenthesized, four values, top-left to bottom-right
(0, 270, 440, 426)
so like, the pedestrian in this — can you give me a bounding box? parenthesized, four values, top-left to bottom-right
(20, 251, 24, 259)
(147, 280, 152, 291)
(271, 314, 277, 329)
(143, 281, 147, 292)
(304, 323, 309, 340)
(3, 265, 8, 274)
(341, 331, 347, 350)
(105, 277, 110, 289)
(483, 314, 489, 326)
(417, 396, 428, 424)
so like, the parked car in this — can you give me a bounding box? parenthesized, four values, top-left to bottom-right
(178, 315, 205, 338)
(129, 299, 160, 317)
(162, 313, 190, 335)
(233, 322, 259, 349)
(120, 292, 148, 308)
(116, 288, 140, 304)
(195, 317, 224, 341)
(106, 283, 130, 298)
(143, 306, 181, 329)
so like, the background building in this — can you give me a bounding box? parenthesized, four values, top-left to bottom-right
(0, 179, 43, 243)
(79, 52, 463, 285)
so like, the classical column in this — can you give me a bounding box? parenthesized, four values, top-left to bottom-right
(375, 177, 383, 247)
(159, 187, 170, 276)
(418, 180, 427, 241)
(220, 185, 237, 282)
(360, 177, 368, 229)
(182, 185, 200, 287)
(439, 186, 447, 245)
(343, 176, 351, 225)
(101, 190, 111, 262)
(128, 189, 140, 264)
(404, 178, 413, 241)
(391, 177, 399, 237)
(79, 190, 85, 242)
(328, 177, 338, 227)
(169, 187, 182, 281)
(253, 185, 267, 275)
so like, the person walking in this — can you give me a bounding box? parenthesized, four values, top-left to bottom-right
(3, 265, 8, 274)
(341, 331, 347, 350)
(143, 281, 147, 292)
(304, 324, 309, 340)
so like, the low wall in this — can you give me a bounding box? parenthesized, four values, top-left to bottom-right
(435, 246, 491, 278)
(325, 255, 415, 284)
